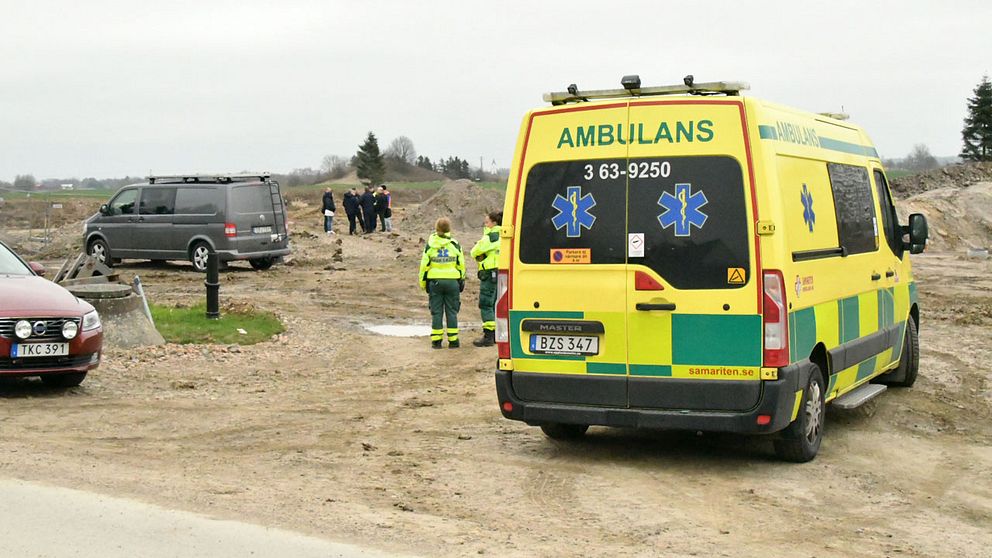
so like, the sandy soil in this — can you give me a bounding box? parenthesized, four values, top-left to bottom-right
(1, 203, 991, 557)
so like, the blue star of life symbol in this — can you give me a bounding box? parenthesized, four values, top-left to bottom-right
(551, 185, 597, 238)
(658, 183, 707, 237)
(801, 183, 815, 232)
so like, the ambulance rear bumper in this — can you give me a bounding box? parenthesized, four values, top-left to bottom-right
(496, 363, 806, 434)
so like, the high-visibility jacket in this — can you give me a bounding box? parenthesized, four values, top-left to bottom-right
(470, 226, 501, 272)
(419, 233, 466, 290)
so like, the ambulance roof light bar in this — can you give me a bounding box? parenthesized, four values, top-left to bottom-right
(147, 173, 271, 184)
(544, 74, 750, 105)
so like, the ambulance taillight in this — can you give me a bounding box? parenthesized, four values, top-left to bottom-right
(495, 270, 510, 359)
(762, 270, 790, 368)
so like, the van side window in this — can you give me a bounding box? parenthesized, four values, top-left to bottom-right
(826, 163, 877, 255)
(872, 170, 902, 257)
(139, 188, 177, 215)
(109, 189, 138, 216)
(175, 188, 220, 215)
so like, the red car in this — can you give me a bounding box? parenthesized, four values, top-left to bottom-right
(0, 241, 103, 387)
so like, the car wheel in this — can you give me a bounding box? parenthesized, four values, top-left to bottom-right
(88, 238, 112, 267)
(189, 242, 212, 272)
(41, 372, 87, 388)
(774, 364, 825, 463)
(249, 257, 273, 271)
(540, 423, 589, 440)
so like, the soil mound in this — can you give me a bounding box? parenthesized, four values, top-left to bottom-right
(401, 179, 505, 237)
(891, 162, 992, 198)
(899, 182, 992, 251)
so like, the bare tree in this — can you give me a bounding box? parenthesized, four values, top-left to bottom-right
(904, 144, 939, 172)
(384, 136, 416, 164)
(320, 155, 349, 179)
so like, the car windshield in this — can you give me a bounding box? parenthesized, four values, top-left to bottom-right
(0, 243, 31, 275)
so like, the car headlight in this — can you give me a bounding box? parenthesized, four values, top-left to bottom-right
(14, 320, 32, 339)
(62, 320, 79, 340)
(82, 310, 101, 331)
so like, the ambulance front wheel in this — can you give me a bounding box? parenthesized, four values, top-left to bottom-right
(774, 365, 825, 463)
(892, 318, 920, 387)
(540, 423, 589, 440)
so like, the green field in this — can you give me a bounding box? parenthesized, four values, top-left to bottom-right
(0, 189, 116, 200)
(150, 303, 284, 345)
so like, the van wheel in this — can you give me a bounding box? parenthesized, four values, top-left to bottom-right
(540, 423, 589, 440)
(41, 372, 86, 388)
(88, 239, 112, 267)
(774, 364, 825, 463)
(189, 242, 211, 272)
(249, 257, 273, 271)
(884, 319, 920, 388)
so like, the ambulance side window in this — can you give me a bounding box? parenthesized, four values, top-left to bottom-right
(872, 170, 902, 257)
(827, 163, 877, 255)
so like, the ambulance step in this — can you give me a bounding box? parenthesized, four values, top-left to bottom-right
(832, 383, 887, 410)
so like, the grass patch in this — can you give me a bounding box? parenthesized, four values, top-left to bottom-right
(150, 303, 284, 345)
(0, 189, 116, 200)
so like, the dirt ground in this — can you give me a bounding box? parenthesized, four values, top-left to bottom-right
(1, 195, 991, 557)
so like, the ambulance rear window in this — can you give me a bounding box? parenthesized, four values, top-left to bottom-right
(629, 156, 750, 289)
(519, 159, 626, 265)
(518, 156, 751, 289)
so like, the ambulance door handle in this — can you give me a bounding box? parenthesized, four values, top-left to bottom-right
(885, 270, 895, 278)
(871, 273, 881, 281)
(636, 303, 676, 311)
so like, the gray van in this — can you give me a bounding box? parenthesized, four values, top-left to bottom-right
(84, 174, 290, 271)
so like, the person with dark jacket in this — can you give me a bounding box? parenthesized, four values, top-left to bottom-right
(321, 188, 336, 235)
(359, 185, 376, 233)
(342, 187, 361, 235)
(374, 185, 389, 232)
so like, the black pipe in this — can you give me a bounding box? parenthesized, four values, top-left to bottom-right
(205, 251, 220, 319)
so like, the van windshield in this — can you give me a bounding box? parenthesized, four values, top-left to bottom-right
(519, 155, 750, 289)
(230, 185, 273, 215)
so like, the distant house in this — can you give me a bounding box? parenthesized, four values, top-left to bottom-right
(61, 183, 74, 190)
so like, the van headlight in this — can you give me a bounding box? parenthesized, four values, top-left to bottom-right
(82, 310, 101, 331)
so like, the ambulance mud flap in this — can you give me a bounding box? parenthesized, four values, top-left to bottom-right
(496, 360, 813, 434)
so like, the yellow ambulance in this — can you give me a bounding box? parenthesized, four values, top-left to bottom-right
(493, 76, 929, 462)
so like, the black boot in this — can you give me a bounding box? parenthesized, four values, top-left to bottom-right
(473, 329, 496, 347)
(432, 340, 443, 350)
(448, 339, 460, 349)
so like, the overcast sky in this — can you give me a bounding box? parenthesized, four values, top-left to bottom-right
(0, 0, 987, 181)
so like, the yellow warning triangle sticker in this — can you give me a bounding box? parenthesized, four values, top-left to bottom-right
(727, 267, 746, 285)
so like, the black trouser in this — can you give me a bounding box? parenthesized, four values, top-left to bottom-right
(361, 209, 374, 232)
(376, 211, 386, 231)
(347, 211, 359, 234)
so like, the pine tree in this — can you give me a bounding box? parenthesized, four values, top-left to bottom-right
(355, 132, 386, 185)
(961, 75, 992, 162)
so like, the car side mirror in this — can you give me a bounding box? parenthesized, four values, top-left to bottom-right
(100, 204, 110, 216)
(902, 213, 928, 255)
(29, 261, 46, 276)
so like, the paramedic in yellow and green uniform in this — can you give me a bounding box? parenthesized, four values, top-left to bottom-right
(419, 217, 467, 349)
(470, 211, 502, 347)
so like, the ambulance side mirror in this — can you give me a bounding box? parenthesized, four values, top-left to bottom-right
(903, 213, 928, 255)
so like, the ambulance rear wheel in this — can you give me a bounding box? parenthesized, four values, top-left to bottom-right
(774, 365, 825, 463)
(540, 423, 589, 440)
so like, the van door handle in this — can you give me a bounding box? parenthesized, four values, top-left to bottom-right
(885, 270, 895, 278)
(871, 273, 881, 281)
(636, 303, 676, 311)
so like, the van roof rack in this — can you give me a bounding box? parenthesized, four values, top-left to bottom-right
(147, 173, 271, 184)
(544, 75, 749, 105)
